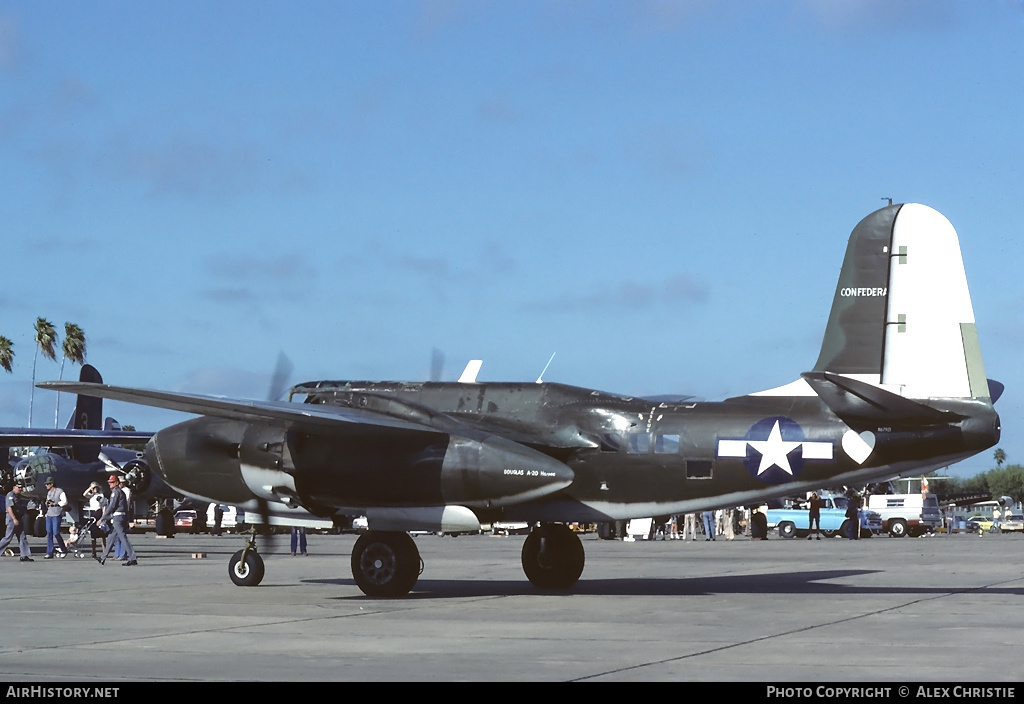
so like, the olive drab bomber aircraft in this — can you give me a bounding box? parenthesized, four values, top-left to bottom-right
(41, 203, 1001, 597)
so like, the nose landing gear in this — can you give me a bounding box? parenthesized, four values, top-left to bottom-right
(228, 529, 265, 586)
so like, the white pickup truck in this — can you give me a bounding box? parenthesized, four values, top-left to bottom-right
(866, 493, 942, 537)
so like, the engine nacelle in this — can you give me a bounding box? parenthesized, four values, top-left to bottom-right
(147, 415, 574, 513)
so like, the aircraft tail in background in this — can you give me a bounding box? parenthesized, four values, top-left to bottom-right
(69, 364, 103, 462)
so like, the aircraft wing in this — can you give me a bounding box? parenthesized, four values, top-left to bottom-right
(0, 428, 153, 446)
(37, 381, 461, 434)
(39, 381, 576, 515)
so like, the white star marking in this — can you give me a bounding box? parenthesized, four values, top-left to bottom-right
(715, 422, 833, 471)
(747, 420, 802, 475)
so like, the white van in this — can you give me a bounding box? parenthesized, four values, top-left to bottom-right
(866, 493, 942, 537)
(205, 503, 237, 531)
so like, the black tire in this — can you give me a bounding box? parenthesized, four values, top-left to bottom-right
(228, 549, 265, 587)
(778, 522, 797, 539)
(888, 519, 908, 538)
(351, 531, 421, 597)
(154, 511, 173, 537)
(521, 523, 585, 590)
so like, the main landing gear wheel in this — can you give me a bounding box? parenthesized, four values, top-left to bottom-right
(521, 523, 585, 590)
(229, 549, 265, 587)
(351, 530, 421, 597)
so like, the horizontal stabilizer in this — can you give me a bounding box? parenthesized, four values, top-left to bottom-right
(801, 371, 964, 426)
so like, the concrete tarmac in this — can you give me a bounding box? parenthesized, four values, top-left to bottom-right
(1, 530, 1022, 682)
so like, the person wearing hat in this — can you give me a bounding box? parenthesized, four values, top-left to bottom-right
(96, 474, 137, 566)
(0, 482, 33, 561)
(83, 481, 107, 559)
(43, 477, 69, 559)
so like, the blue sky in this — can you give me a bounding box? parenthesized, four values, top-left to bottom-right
(2, 1, 1022, 478)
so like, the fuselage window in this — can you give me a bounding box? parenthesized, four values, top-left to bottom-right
(628, 433, 650, 453)
(655, 433, 679, 453)
(685, 460, 712, 479)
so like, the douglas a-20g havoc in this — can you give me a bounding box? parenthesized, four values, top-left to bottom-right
(43, 203, 1001, 597)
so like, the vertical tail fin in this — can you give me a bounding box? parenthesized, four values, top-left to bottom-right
(881, 204, 987, 398)
(70, 364, 103, 462)
(813, 204, 897, 378)
(814, 203, 988, 400)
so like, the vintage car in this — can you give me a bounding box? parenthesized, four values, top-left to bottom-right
(997, 513, 1024, 533)
(767, 494, 883, 538)
(965, 515, 995, 533)
(173, 510, 197, 528)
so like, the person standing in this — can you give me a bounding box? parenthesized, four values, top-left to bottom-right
(723, 508, 736, 540)
(682, 513, 698, 542)
(43, 477, 69, 559)
(701, 510, 716, 541)
(1, 482, 33, 561)
(290, 526, 307, 556)
(846, 492, 861, 540)
(750, 506, 768, 540)
(110, 476, 133, 560)
(83, 482, 107, 559)
(212, 504, 224, 536)
(808, 492, 823, 540)
(96, 475, 137, 566)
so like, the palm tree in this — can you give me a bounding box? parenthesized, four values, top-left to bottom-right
(29, 317, 58, 427)
(994, 448, 1007, 468)
(0, 336, 13, 373)
(54, 322, 87, 427)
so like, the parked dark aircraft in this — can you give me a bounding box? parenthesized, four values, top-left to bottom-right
(0, 364, 178, 526)
(42, 203, 1000, 596)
